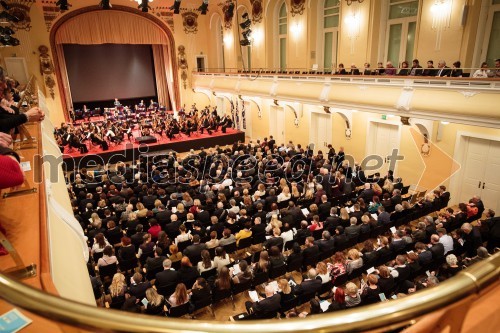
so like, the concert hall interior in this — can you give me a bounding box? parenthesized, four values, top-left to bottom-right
(0, 1, 499, 333)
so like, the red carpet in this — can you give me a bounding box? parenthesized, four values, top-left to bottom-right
(63, 127, 243, 158)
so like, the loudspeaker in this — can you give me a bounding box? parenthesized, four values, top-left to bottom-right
(135, 136, 157, 144)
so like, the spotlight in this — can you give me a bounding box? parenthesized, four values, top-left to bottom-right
(240, 13, 251, 29)
(198, 0, 208, 15)
(170, 0, 181, 14)
(138, 0, 152, 13)
(0, 35, 19, 46)
(0, 1, 20, 22)
(56, 0, 71, 12)
(99, 0, 112, 9)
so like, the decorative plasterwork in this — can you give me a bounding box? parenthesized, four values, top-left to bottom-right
(250, 0, 262, 23)
(181, 11, 198, 34)
(151, 7, 175, 32)
(221, 1, 234, 29)
(177, 45, 188, 89)
(395, 86, 414, 111)
(458, 90, 479, 98)
(39, 45, 56, 99)
(290, 0, 305, 17)
(41, 1, 61, 31)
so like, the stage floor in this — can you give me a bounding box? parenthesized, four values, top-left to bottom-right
(62, 126, 245, 170)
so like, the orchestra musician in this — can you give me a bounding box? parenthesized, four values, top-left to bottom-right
(219, 114, 232, 133)
(91, 127, 108, 151)
(166, 119, 180, 140)
(114, 98, 121, 107)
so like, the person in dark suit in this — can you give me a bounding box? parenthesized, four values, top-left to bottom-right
(164, 214, 183, 240)
(435, 60, 452, 77)
(429, 234, 445, 260)
(245, 285, 282, 318)
(128, 272, 151, 300)
(349, 64, 360, 75)
(293, 268, 322, 300)
(315, 231, 335, 254)
(391, 189, 402, 206)
(460, 223, 483, 258)
(324, 207, 341, 234)
(183, 235, 207, 261)
(415, 242, 433, 265)
(318, 195, 332, 221)
(480, 209, 500, 252)
(267, 136, 276, 151)
(389, 230, 407, 253)
(345, 217, 361, 240)
(251, 216, 267, 237)
(154, 259, 180, 286)
(263, 228, 284, 250)
(422, 60, 437, 76)
(145, 247, 167, 273)
(302, 236, 320, 265)
(358, 183, 374, 203)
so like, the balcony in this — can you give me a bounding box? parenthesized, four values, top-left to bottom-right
(192, 71, 500, 128)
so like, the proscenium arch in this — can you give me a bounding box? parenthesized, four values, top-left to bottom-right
(50, 5, 180, 121)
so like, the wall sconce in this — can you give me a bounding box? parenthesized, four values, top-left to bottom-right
(251, 27, 263, 46)
(223, 33, 233, 46)
(345, 6, 361, 54)
(431, 0, 453, 50)
(290, 22, 302, 37)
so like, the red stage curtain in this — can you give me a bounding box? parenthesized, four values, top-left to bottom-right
(54, 10, 175, 111)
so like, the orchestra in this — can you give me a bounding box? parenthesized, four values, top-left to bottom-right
(54, 103, 231, 154)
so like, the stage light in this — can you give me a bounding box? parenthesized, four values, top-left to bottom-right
(240, 12, 250, 29)
(170, 0, 181, 14)
(0, 1, 20, 23)
(138, 0, 152, 13)
(56, 0, 71, 12)
(240, 29, 252, 46)
(99, 0, 112, 9)
(198, 0, 208, 15)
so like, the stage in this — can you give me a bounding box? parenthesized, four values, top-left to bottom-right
(62, 127, 245, 171)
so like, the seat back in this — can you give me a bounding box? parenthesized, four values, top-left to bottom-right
(237, 237, 252, 250)
(269, 264, 287, 279)
(156, 283, 177, 298)
(168, 302, 190, 318)
(252, 271, 269, 287)
(98, 263, 117, 280)
(212, 288, 232, 303)
(252, 233, 267, 245)
(232, 279, 252, 296)
(177, 240, 192, 253)
(200, 267, 217, 280)
(333, 273, 349, 287)
(223, 242, 237, 255)
(286, 257, 303, 273)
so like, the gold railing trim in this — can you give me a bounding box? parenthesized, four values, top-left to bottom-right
(0, 253, 498, 333)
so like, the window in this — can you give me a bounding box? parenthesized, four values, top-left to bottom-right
(386, 0, 419, 67)
(278, 2, 287, 70)
(484, 1, 500, 66)
(322, 0, 340, 71)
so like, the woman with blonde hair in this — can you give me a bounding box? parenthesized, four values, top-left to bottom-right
(372, 183, 383, 197)
(176, 203, 187, 220)
(346, 248, 363, 274)
(277, 186, 291, 202)
(278, 278, 295, 303)
(144, 288, 166, 315)
(339, 208, 350, 226)
(345, 282, 361, 307)
(266, 214, 283, 233)
(108, 273, 127, 305)
(168, 283, 189, 307)
(291, 183, 301, 200)
(135, 202, 148, 218)
(382, 179, 394, 194)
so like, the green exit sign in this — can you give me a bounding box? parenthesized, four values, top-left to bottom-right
(381, 115, 387, 120)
